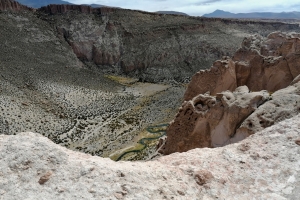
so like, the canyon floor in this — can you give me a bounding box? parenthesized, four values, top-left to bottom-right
(0, 65, 185, 160)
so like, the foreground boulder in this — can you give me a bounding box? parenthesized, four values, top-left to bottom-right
(0, 115, 300, 199)
(160, 81, 300, 155)
(158, 86, 270, 154)
(159, 32, 300, 155)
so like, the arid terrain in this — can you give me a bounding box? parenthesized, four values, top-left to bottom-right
(1, 0, 300, 161)
(1, 0, 300, 199)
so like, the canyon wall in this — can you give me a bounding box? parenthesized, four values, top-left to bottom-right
(36, 5, 300, 82)
(1, 1, 300, 82)
(159, 32, 300, 155)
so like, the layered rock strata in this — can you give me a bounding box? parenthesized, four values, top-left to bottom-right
(36, 6, 300, 82)
(159, 32, 300, 155)
(1, 115, 300, 199)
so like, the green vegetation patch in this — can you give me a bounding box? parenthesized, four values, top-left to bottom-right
(105, 75, 138, 85)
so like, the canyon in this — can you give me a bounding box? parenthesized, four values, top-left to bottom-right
(1, 0, 299, 161)
(1, 0, 300, 199)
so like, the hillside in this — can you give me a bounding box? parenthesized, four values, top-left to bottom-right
(156, 11, 188, 16)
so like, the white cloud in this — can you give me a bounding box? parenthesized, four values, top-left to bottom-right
(66, 0, 300, 16)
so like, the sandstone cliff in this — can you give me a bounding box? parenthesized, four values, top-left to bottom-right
(159, 32, 300, 155)
(1, 115, 300, 199)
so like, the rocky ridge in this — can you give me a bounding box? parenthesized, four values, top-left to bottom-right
(159, 32, 300, 155)
(0, 114, 300, 199)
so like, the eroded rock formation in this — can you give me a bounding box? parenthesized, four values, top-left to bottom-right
(1, 115, 300, 199)
(184, 32, 300, 100)
(159, 32, 300, 155)
(237, 81, 300, 136)
(159, 86, 270, 154)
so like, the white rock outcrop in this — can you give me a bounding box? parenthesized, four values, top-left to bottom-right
(1, 114, 300, 199)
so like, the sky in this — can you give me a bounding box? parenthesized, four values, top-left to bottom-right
(66, 0, 300, 16)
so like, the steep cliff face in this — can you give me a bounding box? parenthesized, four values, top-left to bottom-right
(159, 32, 300, 155)
(0, 0, 32, 11)
(39, 4, 93, 14)
(36, 6, 300, 82)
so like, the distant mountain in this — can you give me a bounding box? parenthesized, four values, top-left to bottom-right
(203, 9, 300, 19)
(15, 0, 72, 8)
(82, 4, 104, 8)
(15, 0, 104, 8)
(156, 11, 188, 16)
